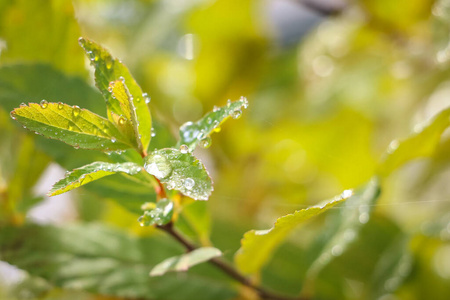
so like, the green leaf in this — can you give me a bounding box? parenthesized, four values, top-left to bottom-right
(144, 148, 213, 200)
(138, 198, 174, 226)
(78, 38, 152, 154)
(178, 98, 248, 151)
(234, 189, 353, 275)
(150, 247, 222, 277)
(305, 178, 381, 277)
(11, 102, 132, 152)
(378, 107, 450, 176)
(0, 223, 237, 300)
(49, 161, 143, 196)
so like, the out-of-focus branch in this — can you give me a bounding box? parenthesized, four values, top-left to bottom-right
(297, 0, 348, 16)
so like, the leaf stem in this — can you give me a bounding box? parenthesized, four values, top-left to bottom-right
(157, 222, 307, 300)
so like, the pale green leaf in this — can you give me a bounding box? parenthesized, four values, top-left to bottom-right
(0, 224, 237, 300)
(234, 189, 353, 275)
(178, 98, 248, 151)
(144, 149, 213, 200)
(78, 38, 152, 154)
(11, 102, 131, 151)
(150, 247, 222, 277)
(49, 161, 143, 196)
(306, 178, 381, 277)
(378, 107, 450, 176)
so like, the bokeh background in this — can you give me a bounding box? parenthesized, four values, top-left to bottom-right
(1, 0, 450, 299)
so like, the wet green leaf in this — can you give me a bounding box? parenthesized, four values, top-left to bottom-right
(78, 38, 152, 154)
(378, 107, 450, 176)
(138, 198, 174, 226)
(234, 190, 353, 275)
(0, 223, 237, 300)
(178, 98, 248, 151)
(49, 161, 143, 196)
(144, 149, 213, 200)
(11, 102, 132, 152)
(150, 247, 222, 277)
(306, 178, 381, 277)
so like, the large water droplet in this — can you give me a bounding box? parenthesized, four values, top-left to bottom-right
(144, 154, 172, 179)
(40, 100, 48, 109)
(180, 144, 189, 154)
(72, 106, 81, 119)
(57, 102, 64, 110)
(184, 178, 195, 190)
(111, 137, 117, 143)
(199, 136, 212, 148)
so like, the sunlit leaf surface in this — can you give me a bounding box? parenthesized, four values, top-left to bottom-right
(234, 189, 353, 275)
(378, 107, 450, 176)
(150, 247, 222, 277)
(144, 149, 213, 200)
(49, 161, 142, 196)
(178, 98, 248, 151)
(11, 102, 131, 151)
(78, 38, 152, 154)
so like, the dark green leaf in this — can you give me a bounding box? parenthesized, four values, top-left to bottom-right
(178, 98, 248, 151)
(144, 148, 213, 200)
(49, 161, 143, 196)
(234, 189, 353, 275)
(78, 38, 152, 154)
(0, 223, 237, 300)
(150, 247, 222, 277)
(11, 102, 131, 152)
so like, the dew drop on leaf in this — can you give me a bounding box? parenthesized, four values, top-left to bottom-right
(105, 56, 113, 69)
(119, 76, 125, 83)
(180, 144, 189, 153)
(57, 102, 64, 110)
(184, 178, 195, 190)
(40, 100, 48, 109)
(72, 106, 81, 119)
(231, 109, 242, 119)
(144, 154, 172, 179)
(199, 136, 212, 148)
(111, 137, 117, 143)
(118, 116, 126, 125)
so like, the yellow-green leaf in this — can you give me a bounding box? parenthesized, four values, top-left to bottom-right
(11, 102, 131, 152)
(378, 107, 450, 176)
(78, 38, 152, 154)
(150, 247, 222, 277)
(49, 161, 142, 196)
(234, 189, 353, 275)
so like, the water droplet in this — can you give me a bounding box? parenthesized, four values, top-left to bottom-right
(227, 99, 231, 107)
(119, 76, 125, 82)
(107, 85, 113, 93)
(94, 54, 99, 61)
(40, 100, 48, 109)
(20, 102, 26, 107)
(184, 178, 195, 190)
(144, 93, 151, 104)
(240, 96, 249, 109)
(213, 106, 219, 112)
(180, 144, 189, 154)
(105, 56, 113, 69)
(207, 117, 212, 124)
(118, 116, 126, 125)
(331, 245, 343, 256)
(57, 102, 64, 110)
(359, 212, 369, 224)
(387, 140, 399, 154)
(343, 229, 356, 241)
(144, 154, 172, 179)
(74, 143, 80, 149)
(72, 106, 81, 119)
(199, 136, 212, 148)
(138, 216, 145, 227)
(111, 137, 117, 143)
(68, 124, 74, 131)
(231, 109, 242, 119)
(151, 132, 156, 137)
(341, 189, 353, 199)
(10, 112, 16, 120)
(197, 130, 206, 140)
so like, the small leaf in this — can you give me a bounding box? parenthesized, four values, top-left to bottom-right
(150, 247, 222, 277)
(11, 103, 131, 151)
(78, 38, 152, 154)
(234, 189, 353, 275)
(138, 198, 174, 226)
(144, 149, 213, 200)
(305, 178, 381, 277)
(49, 161, 142, 196)
(378, 107, 450, 176)
(178, 97, 248, 151)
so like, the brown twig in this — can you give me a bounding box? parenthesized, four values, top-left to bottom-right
(157, 222, 307, 300)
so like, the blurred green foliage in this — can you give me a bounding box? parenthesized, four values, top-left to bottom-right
(1, 0, 450, 299)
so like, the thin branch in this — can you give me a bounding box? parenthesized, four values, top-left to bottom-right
(296, 0, 348, 16)
(157, 223, 307, 300)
